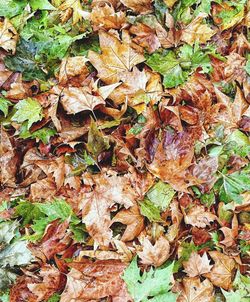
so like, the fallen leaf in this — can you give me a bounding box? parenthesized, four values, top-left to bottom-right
(181, 13, 216, 45)
(183, 205, 217, 228)
(0, 18, 18, 54)
(88, 31, 145, 84)
(177, 277, 214, 302)
(183, 252, 213, 277)
(204, 251, 236, 290)
(138, 236, 170, 267)
(60, 260, 130, 302)
(81, 171, 138, 246)
(111, 204, 145, 242)
(121, 0, 153, 14)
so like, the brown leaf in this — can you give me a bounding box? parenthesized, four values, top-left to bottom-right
(0, 128, 18, 187)
(121, 0, 152, 14)
(147, 130, 198, 191)
(138, 236, 170, 267)
(0, 18, 18, 54)
(204, 251, 236, 290)
(88, 31, 145, 84)
(90, 3, 126, 30)
(177, 277, 214, 302)
(58, 56, 89, 85)
(183, 252, 213, 277)
(27, 265, 64, 302)
(181, 13, 216, 45)
(60, 260, 130, 302)
(111, 204, 145, 242)
(220, 215, 238, 248)
(81, 171, 138, 246)
(183, 205, 217, 228)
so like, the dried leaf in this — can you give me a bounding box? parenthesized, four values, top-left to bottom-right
(183, 205, 217, 228)
(0, 19, 18, 54)
(183, 252, 213, 277)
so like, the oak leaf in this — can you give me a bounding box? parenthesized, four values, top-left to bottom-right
(204, 251, 236, 290)
(111, 204, 145, 242)
(0, 19, 18, 54)
(183, 252, 213, 277)
(138, 236, 170, 267)
(177, 277, 214, 302)
(88, 31, 145, 84)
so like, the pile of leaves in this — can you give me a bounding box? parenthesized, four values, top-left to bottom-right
(0, 0, 250, 301)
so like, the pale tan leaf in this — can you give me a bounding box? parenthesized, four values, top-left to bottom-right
(183, 252, 213, 277)
(0, 18, 18, 54)
(121, 0, 153, 14)
(183, 205, 217, 228)
(177, 277, 214, 302)
(204, 251, 236, 290)
(138, 236, 170, 267)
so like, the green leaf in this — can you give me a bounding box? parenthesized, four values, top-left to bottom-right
(140, 199, 163, 222)
(29, 0, 55, 10)
(0, 221, 19, 245)
(200, 191, 216, 207)
(0, 291, 10, 302)
(218, 169, 250, 204)
(227, 130, 250, 147)
(86, 119, 110, 160)
(0, 0, 27, 18)
(11, 98, 43, 129)
(36, 199, 73, 220)
(18, 126, 56, 144)
(0, 268, 17, 292)
(47, 293, 61, 302)
(147, 181, 175, 211)
(122, 257, 177, 302)
(154, 0, 168, 23)
(15, 201, 44, 225)
(245, 59, 250, 75)
(0, 98, 12, 117)
(4, 39, 47, 81)
(146, 51, 187, 88)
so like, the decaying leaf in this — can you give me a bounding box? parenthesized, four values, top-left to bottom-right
(183, 205, 217, 228)
(183, 252, 213, 277)
(0, 18, 18, 54)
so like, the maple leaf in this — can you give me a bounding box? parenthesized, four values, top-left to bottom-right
(11, 98, 43, 129)
(60, 260, 129, 302)
(81, 171, 138, 246)
(59, 0, 87, 24)
(183, 252, 213, 277)
(183, 205, 217, 228)
(177, 277, 214, 302)
(181, 13, 216, 45)
(138, 236, 170, 267)
(0, 18, 18, 54)
(122, 257, 177, 302)
(112, 204, 145, 242)
(88, 31, 145, 84)
(220, 214, 238, 247)
(204, 251, 236, 290)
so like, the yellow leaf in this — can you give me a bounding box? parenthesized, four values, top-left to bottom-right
(0, 18, 18, 54)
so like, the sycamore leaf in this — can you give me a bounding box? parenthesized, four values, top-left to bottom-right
(183, 252, 213, 277)
(138, 236, 170, 267)
(0, 0, 27, 18)
(0, 18, 18, 54)
(121, 0, 153, 14)
(29, 0, 55, 10)
(88, 31, 145, 84)
(122, 257, 177, 302)
(218, 168, 250, 204)
(139, 199, 163, 222)
(11, 98, 43, 129)
(147, 181, 175, 211)
(183, 205, 217, 228)
(0, 98, 12, 117)
(177, 277, 214, 302)
(81, 171, 138, 246)
(59, 0, 87, 24)
(112, 205, 145, 242)
(0, 220, 19, 245)
(204, 251, 235, 290)
(60, 260, 129, 302)
(86, 119, 110, 160)
(181, 13, 216, 45)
